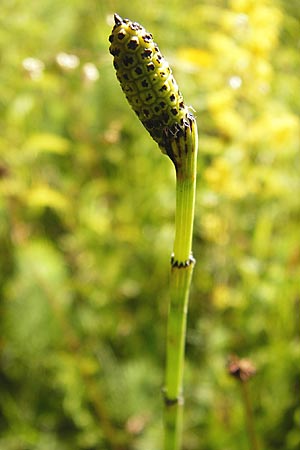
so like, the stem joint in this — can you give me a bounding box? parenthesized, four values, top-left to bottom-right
(171, 253, 196, 268)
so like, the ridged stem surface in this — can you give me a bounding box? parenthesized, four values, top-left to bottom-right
(164, 119, 198, 450)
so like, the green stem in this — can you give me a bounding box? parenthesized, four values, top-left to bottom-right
(163, 117, 198, 450)
(241, 381, 259, 450)
(173, 134, 198, 263)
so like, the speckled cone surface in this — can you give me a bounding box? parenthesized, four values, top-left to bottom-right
(109, 14, 195, 156)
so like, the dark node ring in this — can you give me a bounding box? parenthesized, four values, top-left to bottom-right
(171, 253, 196, 268)
(162, 388, 184, 406)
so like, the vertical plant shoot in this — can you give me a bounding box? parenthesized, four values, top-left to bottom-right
(109, 14, 198, 450)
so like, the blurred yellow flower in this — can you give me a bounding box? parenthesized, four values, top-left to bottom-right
(245, 5, 282, 55)
(252, 58, 273, 84)
(210, 32, 237, 57)
(207, 88, 246, 139)
(207, 89, 234, 113)
(225, 178, 249, 200)
(204, 157, 230, 191)
(201, 213, 229, 245)
(177, 47, 213, 69)
(204, 156, 250, 200)
(213, 284, 231, 309)
(215, 110, 245, 138)
(212, 284, 243, 309)
(268, 114, 300, 150)
(230, 0, 256, 13)
(26, 185, 69, 211)
(24, 133, 71, 155)
(246, 29, 278, 56)
(247, 112, 300, 154)
(250, 4, 282, 31)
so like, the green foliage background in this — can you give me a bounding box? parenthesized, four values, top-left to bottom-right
(1, 0, 300, 449)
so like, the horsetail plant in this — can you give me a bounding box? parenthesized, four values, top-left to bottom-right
(109, 14, 198, 450)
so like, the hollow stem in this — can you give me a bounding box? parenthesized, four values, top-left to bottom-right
(163, 117, 198, 450)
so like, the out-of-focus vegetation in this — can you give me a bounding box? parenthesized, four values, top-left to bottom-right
(1, 0, 300, 449)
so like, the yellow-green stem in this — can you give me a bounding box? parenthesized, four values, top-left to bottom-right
(163, 118, 198, 450)
(173, 130, 198, 263)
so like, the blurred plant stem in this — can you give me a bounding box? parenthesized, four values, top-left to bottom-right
(228, 356, 259, 450)
(241, 381, 259, 450)
(163, 117, 198, 450)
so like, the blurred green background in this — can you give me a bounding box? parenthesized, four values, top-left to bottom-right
(1, 0, 300, 449)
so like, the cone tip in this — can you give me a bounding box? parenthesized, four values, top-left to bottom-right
(114, 13, 123, 26)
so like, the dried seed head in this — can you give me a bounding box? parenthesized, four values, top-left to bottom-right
(228, 355, 257, 382)
(109, 14, 194, 155)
